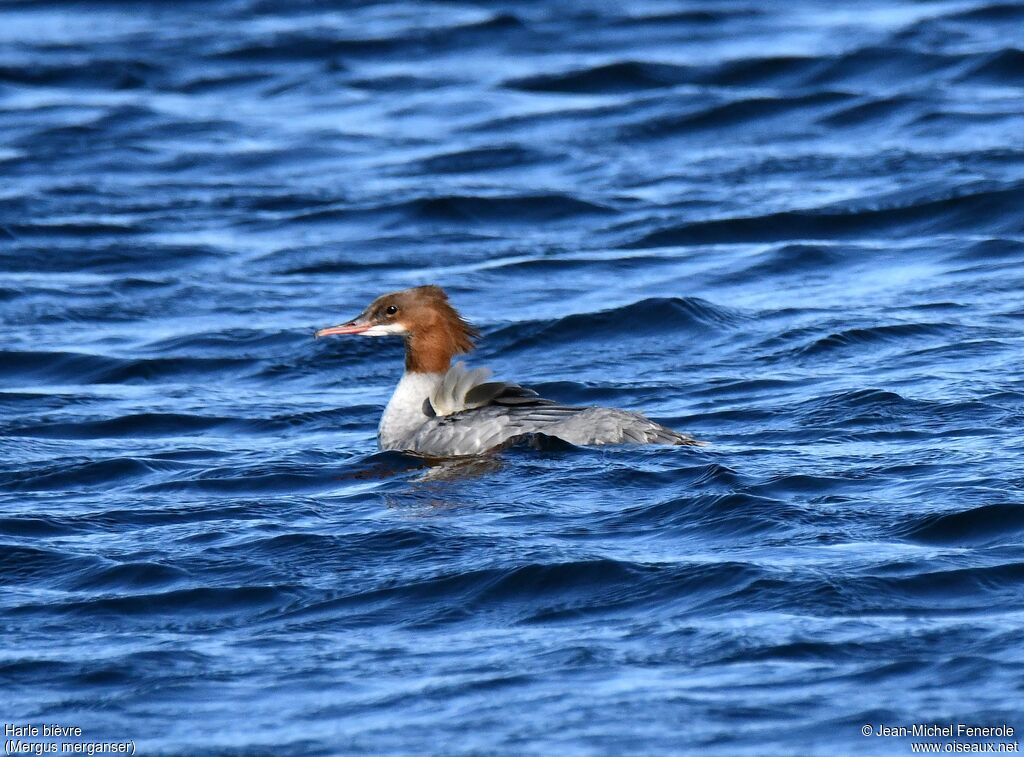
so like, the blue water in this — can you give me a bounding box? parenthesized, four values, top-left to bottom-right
(3, 1, 1024, 754)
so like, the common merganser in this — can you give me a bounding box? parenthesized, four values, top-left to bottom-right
(315, 285, 700, 457)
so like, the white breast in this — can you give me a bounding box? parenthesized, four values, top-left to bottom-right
(377, 371, 442, 450)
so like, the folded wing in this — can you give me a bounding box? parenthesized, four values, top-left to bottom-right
(412, 362, 700, 457)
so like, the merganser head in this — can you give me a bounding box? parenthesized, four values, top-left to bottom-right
(315, 285, 479, 373)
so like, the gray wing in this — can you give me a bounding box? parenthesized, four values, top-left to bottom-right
(412, 391, 700, 457)
(425, 361, 559, 418)
(414, 362, 700, 456)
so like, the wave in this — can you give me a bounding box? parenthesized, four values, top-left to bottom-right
(208, 13, 523, 62)
(7, 413, 236, 440)
(790, 388, 1003, 434)
(504, 45, 994, 97)
(902, 503, 1024, 546)
(507, 61, 693, 93)
(68, 561, 191, 591)
(172, 70, 269, 94)
(10, 585, 301, 620)
(807, 45, 963, 87)
(290, 193, 614, 225)
(946, 237, 1024, 262)
(406, 145, 552, 174)
(488, 297, 744, 352)
(279, 559, 764, 627)
(817, 94, 921, 128)
(0, 456, 162, 490)
(956, 48, 1024, 85)
(797, 323, 956, 356)
(0, 350, 253, 384)
(794, 388, 925, 427)
(622, 91, 854, 139)
(3, 0, 1023, 749)
(712, 244, 849, 284)
(613, 9, 760, 27)
(942, 3, 1024, 23)
(0, 515, 78, 537)
(628, 182, 1024, 247)
(0, 59, 162, 89)
(403, 194, 613, 223)
(0, 545, 102, 588)
(0, 243, 221, 273)
(2, 220, 141, 238)
(139, 328, 298, 355)
(603, 490, 797, 539)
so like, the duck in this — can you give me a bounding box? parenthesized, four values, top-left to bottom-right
(315, 285, 700, 457)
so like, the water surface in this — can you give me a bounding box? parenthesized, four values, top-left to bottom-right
(2, 0, 1024, 754)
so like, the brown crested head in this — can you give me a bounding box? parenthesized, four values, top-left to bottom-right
(315, 285, 479, 373)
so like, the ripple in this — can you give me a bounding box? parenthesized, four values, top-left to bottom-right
(622, 91, 854, 139)
(12, 585, 301, 621)
(0, 243, 221, 273)
(957, 48, 1024, 85)
(506, 61, 692, 94)
(0, 59, 163, 89)
(798, 323, 955, 355)
(629, 181, 1024, 246)
(283, 559, 764, 628)
(902, 504, 1024, 546)
(490, 296, 744, 351)
(0, 350, 254, 384)
(4, 0, 1024, 751)
(0, 457, 160, 490)
(406, 145, 552, 174)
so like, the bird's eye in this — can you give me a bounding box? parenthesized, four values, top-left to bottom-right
(385, 305, 399, 316)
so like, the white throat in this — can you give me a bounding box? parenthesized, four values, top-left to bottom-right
(378, 371, 443, 450)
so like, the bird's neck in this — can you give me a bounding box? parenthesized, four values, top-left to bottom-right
(405, 329, 456, 374)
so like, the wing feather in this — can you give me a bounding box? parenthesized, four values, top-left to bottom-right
(464, 381, 509, 407)
(428, 362, 550, 416)
(411, 363, 701, 455)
